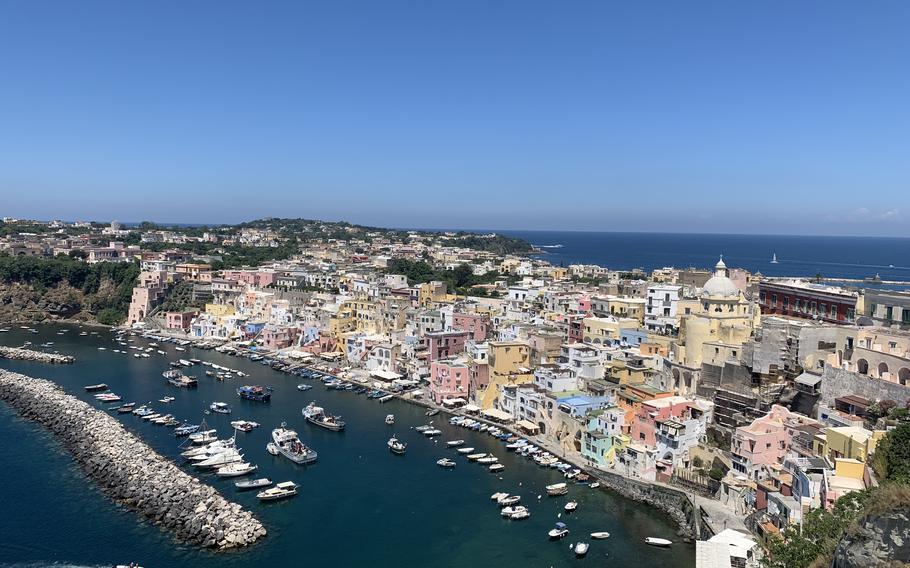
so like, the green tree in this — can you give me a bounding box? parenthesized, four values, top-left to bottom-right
(872, 423, 910, 483)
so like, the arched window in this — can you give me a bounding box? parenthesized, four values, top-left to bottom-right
(856, 359, 869, 375)
(898, 368, 910, 386)
(878, 362, 890, 379)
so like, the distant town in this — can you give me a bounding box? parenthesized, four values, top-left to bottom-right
(1, 215, 909, 566)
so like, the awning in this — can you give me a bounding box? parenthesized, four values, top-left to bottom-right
(482, 408, 513, 422)
(442, 397, 467, 406)
(371, 369, 403, 381)
(462, 404, 480, 413)
(795, 372, 821, 387)
(516, 419, 539, 433)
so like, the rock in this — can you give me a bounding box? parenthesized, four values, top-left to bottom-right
(0, 369, 265, 550)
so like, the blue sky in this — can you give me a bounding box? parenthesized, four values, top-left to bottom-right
(1, 1, 908, 236)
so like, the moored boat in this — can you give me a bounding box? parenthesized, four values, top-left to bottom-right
(548, 522, 569, 540)
(235, 477, 272, 491)
(645, 537, 673, 547)
(489, 463, 505, 473)
(387, 436, 407, 455)
(210, 402, 232, 414)
(237, 385, 271, 402)
(574, 542, 589, 557)
(564, 501, 578, 512)
(257, 481, 298, 501)
(303, 402, 346, 431)
(385, 414, 395, 425)
(590, 531, 611, 539)
(216, 462, 258, 477)
(436, 458, 456, 468)
(546, 482, 568, 496)
(456, 447, 475, 454)
(446, 439, 464, 447)
(84, 383, 108, 392)
(272, 423, 318, 464)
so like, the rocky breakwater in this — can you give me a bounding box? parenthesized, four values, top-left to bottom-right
(0, 369, 266, 549)
(0, 345, 75, 364)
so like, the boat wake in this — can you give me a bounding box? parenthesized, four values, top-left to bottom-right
(534, 244, 564, 249)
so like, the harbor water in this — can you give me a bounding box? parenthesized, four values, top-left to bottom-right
(0, 325, 693, 568)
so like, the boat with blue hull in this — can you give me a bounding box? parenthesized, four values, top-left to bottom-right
(237, 385, 271, 402)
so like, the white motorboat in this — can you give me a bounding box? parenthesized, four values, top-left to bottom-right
(387, 437, 407, 455)
(216, 462, 258, 477)
(590, 482, 601, 489)
(423, 428, 442, 437)
(436, 458, 456, 468)
(230, 420, 260, 432)
(509, 506, 530, 520)
(446, 440, 464, 447)
(546, 482, 568, 496)
(188, 429, 218, 445)
(210, 402, 232, 414)
(195, 450, 243, 469)
(548, 522, 569, 540)
(490, 492, 509, 501)
(266, 442, 280, 456)
(466, 453, 487, 461)
(456, 447, 475, 454)
(564, 501, 578, 512)
(477, 456, 498, 464)
(235, 478, 272, 491)
(272, 423, 318, 464)
(489, 463, 505, 473)
(498, 495, 521, 507)
(303, 402, 346, 431)
(385, 414, 395, 425)
(645, 537, 673, 547)
(574, 542, 589, 557)
(257, 481, 298, 501)
(590, 532, 610, 539)
(182, 439, 233, 458)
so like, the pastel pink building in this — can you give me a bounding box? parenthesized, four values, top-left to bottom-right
(731, 405, 816, 481)
(452, 312, 491, 342)
(429, 359, 469, 404)
(423, 330, 470, 363)
(165, 310, 198, 331)
(260, 326, 299, 350)
(578, 297, 592, 315)
(221, 269, 276, 287)
(630, 396, 696, 447)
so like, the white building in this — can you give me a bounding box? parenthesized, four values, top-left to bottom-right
(645, 284, 682, 334)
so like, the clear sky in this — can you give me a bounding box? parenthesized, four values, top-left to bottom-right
(1, 1, 908, 236)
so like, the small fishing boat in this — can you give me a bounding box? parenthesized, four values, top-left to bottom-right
(272, 424, 318, 464)
(257, 481, 298, 501)
(446, 440, 465, 447)
(303, 402, 346, 431)
(237, 385, 271, 402)
(644, 537, 673, 547)
(456, 447, 475, 454)
(546, 483, 568, 496)
(548, 522, 569, 540)
(385, 414, 395, 425)
(422, 428, 442, 437)
(210, 402, 232, 414)
(590, 482, 600, 489)
(509, 506, 530, 520)
(84, 384, 108, 392)
(426, 408, 440, 416)
(174, 424, 200, 437)
(564, 501, 578, 512)
(378, 394, 394, 403)
(116, 403, 136, 414)
(489, 463, 505, 473)
(466, 453, 487, 461)
(573, 542, 589, 557)
(236, 478, 272, 491)
(297, 384, 313, 391)
(387, 437, 407, 455)
(590, 532, 610, 539)
(230, 420, 260, 432)
(477, 456, 499, 464)
(436, 458, 456, 468)
(491, 492, 508, 501)
(415, 425, 432, 432)
(498, 495, 521, 507)
(266, 442, 280, 456)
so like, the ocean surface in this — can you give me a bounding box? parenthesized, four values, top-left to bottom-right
(0, 325, 690, 568)
(499, 230, 910, 284)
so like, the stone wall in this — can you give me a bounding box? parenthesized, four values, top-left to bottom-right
(0, 345, 74, 364)
(820, 364, 910, 410)
(0, 369, 265, 549)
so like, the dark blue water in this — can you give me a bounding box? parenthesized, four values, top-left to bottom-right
(500, 230, 910, 283)
(0, 325, 691, 568)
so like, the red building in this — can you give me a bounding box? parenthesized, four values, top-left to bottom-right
(758, 280, 857, 324)
(452, 312, 491, 342)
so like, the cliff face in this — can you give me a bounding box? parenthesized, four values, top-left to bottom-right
(0, 280, 118, 323)
(832, 508, 910, 567)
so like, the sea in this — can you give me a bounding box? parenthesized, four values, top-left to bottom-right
(499, 230, 910, 286)
(0, 325, 690, 568)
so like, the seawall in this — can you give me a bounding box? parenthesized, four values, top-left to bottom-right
(0, 345, 75, 364)
(0, 369, 265, 549)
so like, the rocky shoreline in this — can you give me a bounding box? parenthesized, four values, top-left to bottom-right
(0, 369, 265, 549)
(0, 345, 75, 364)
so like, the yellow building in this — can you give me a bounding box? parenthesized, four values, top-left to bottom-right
(582, 316, 639, 344)
(478, 340, 532, 409)
(550, 266, 569, 281)
(817, 426, 885, 463)
(418, 281, 448, 307)
(677, 257, 759, 370)
(205, 303, 236, 317)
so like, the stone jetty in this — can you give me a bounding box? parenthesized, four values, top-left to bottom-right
(0, 369, 266, 549)
(0, 345, 75, 364)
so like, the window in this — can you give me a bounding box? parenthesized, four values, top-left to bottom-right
(886, 306, 894, 321)
(903, 310, 910, 324)
(772, 294, 778, 307)
(831, 304, 837, 318)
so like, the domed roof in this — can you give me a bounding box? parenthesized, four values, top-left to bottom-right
(702, 275, 740, 298)
(702, 255, 740, 298)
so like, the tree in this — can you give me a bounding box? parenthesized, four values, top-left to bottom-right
(872, 423, 910, 483)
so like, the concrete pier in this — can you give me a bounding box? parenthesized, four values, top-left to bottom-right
(0, 369, 265, 549)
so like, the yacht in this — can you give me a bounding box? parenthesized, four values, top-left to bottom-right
(257, 481, 298, 501)
(302, 402, 346, 431)
(387, 437, 407, 455)
(272, 423, 318, 464)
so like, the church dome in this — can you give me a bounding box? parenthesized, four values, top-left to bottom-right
(702, 255, 740, 298)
